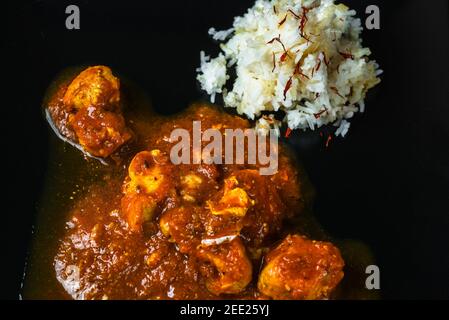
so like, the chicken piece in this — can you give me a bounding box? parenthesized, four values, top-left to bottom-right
(63, 66, 120, 111)
(258, 235, 344, 300)
(207, 176, 254, 217)
(223, 170, 286, 247)
(159, 206, 203, 253)
(197, 238, 252, 295)
(126, 150, 171, 199)
(62, 66, 132, 157)
(178, 164, 220, 203)
(70, 106, 132, 158)
(122, 150, 173, 232)
(121, 193, 156, 232)
(180, 173, 203, 203)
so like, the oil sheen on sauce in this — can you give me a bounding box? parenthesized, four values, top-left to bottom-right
(22, 67, 379, 300)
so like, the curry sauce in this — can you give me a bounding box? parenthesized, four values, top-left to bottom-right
(22, 67, 378, 300)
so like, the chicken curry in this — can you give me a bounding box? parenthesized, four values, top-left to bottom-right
(22, 66, 375, 300)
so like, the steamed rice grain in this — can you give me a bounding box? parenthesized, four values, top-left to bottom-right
(197, 0, 382, 136)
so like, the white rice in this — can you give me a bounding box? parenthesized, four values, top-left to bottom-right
(208, 27, 235, 41)
(335, 119, 350, 137)
(197, 0, 382, 136)
(196, 52, 229, 103)
(255, 114, 282, 136)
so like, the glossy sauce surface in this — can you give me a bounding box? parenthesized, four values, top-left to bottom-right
(22, 69, 378, 300)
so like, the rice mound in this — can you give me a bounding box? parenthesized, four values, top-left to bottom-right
(197, 0, 382, 137)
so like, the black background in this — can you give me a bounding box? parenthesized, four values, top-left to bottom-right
(3, 0, 449, 300)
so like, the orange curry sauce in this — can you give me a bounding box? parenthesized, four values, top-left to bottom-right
(22, 67, 377, 300)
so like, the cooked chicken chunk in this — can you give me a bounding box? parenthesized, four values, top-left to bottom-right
(258, 235, 344, 300)
(197, 238, 252, 295)
(207, 176, 253, 217)
(180, 173, 203, 202)
(159, 208, 252, 296)
(61, 66, 132, 157)
(121, 193, 156, 232)
(178, 164, 220, 203)
(70, 106, 131, 158)
(159, 206, 203, 253)
(63, 66, 120, 111)
(122, 150, 173, 231)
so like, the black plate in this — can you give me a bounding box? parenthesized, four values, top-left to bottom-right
(3, 0, 449, 299)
